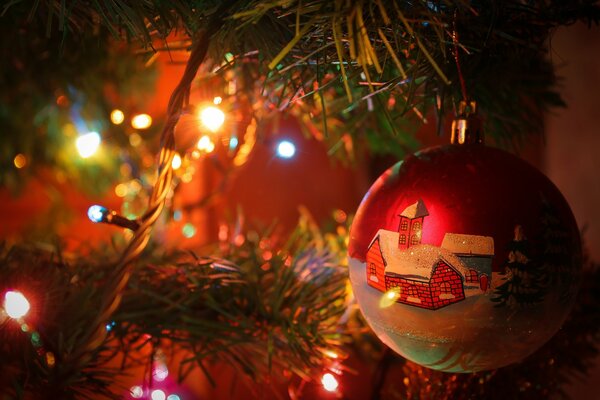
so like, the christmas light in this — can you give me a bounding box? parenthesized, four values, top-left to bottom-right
(151, 389, 166, 400)
(321, 373, 339, 392)
(197, 135, 215, 153)
(213, 96, 223, 104)
(87, 205, 140, 231)
(130, 386, 143, 398)
(182, 223, 196, 238)
(153, 364, 169, 381)
(166, 395, 180, 400)
(131, 113, 152, 129)
(171, 153, 182, 170)
(199, 106, 225, 132)
(276, 140, 296, 159)
(76, 132, 101, 158)
(4, 291, 30, 319)
(110, 109, 125, 125)
(13, 153, 27, 169)
(88, 205, 108, 223)
(129, 132, 142, 147)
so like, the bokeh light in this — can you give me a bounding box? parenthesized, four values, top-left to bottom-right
(171, 153, 182, 170)
(131, 113, 152, 130)
(110, 109, 125, 125)
(321, 373, 339, 392)
(13, 153, 27, 169)
(276, 140, 296, 159)
(130, 385, 143, 398)
(182, 223, 196, 238)
(166, 395, 180, 400)
(4, 291, 30, 319)
(150, 389, 166, 400)
(199, 106, 225, 132)
(197, 135, 215, 153)
(76, 132, 101, 158)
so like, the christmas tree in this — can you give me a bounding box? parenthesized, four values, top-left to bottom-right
(492, 225, 546, 308)
(1, 1, 599, 399)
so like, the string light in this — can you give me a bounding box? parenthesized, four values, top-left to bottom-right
(171, 153, 182, 170)
(197, 135, 215, 153)
(213, 96, 223, 105)
(76, 132, 101, 158)
(321, 373, 339, 392)
(182, 223, 196, 238)
(110, 109, 125, 125)
(199, 106, 225, 132)
(129, 132, 142, 147)
(150, 389, 166, 400)
(276, 140, 296, 159)
(153, 364, 169, 382)
(166, 395, 181, 400)
(130, 386, 144, 398)
(3, 291, 30, 319)
(13, 153, 27, 169)
(131, 113, 152, 129)
(87, 204, 140, 231)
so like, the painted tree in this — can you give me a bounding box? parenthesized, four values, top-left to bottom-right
(492, 225, 545, 308)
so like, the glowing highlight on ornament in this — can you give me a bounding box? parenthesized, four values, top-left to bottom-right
(276, 140, 296, 159)
(197, 135, 215, 153)
(4, 291, 30, 319)
(131, 113, 152, 129)
(88, 205, 108, 223)
(110, 109, 125, 125)
(379, 288, 401, 309)
(151, 390, 166, 400)
(199, 106, 225, 132)
(130, 386, 143, 398)
(171, 154, 182, 170)
(76, 132, 101, 158)
(13, 154, 27, 169)
(321, 373, 339, 392)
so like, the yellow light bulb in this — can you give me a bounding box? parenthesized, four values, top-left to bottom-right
(13, 153, 27, 169)
(110, 109, 125, 125)
(131, 113, 152, 129)
(171, 153, 182, 170)
(4, 291, 30, 319)
(199, 106, 225, 132)
(197, 135, 215, 153)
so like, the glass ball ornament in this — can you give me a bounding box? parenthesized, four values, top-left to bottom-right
(348, 141, 581, 373)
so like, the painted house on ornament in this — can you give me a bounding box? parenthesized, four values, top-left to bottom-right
(366, 200, 494, 310)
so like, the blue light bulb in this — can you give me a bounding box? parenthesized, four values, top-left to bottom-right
(88, 205, 107, 223)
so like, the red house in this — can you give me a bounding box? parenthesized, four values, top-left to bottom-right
(365, 200, 492, 310)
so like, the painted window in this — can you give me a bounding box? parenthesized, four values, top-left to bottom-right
(369, 263, 377, 276)
(412, 221, 421, 231)
(399, 234, 406, 244)
(411, 235, 420, 245)
(400, 220, 408, 231)
(467, 269, 478, 282)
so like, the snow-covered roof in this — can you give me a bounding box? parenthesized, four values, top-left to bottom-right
(370, 229, 470, 282)
(441, 233, 494, 256)
(399, 199, 429, 219)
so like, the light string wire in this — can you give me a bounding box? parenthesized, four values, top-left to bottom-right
(69, 9, 230, 368)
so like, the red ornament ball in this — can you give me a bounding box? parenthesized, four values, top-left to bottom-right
(348, 143, 581, 373)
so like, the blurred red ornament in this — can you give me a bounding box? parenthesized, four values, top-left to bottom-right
(348, 143, 582, 372)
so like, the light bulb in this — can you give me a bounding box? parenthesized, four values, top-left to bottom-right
(110, 109, 125, 125)
(171, 153, 182, 170)
(76, 132, 101, 158)
(321, 373, 339, 392)
(199, 106, 225, 132)
(4, 291, 30, 319)
(131, 113, 152, 129)
(88, 205, 108, 223)
(276, 140, 296, 159)
(150, 389, 166, 400)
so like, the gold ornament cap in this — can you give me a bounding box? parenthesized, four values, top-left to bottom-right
(451, 100, 483, 145)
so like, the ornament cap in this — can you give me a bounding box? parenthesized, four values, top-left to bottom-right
(451, 100, 483, 145)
